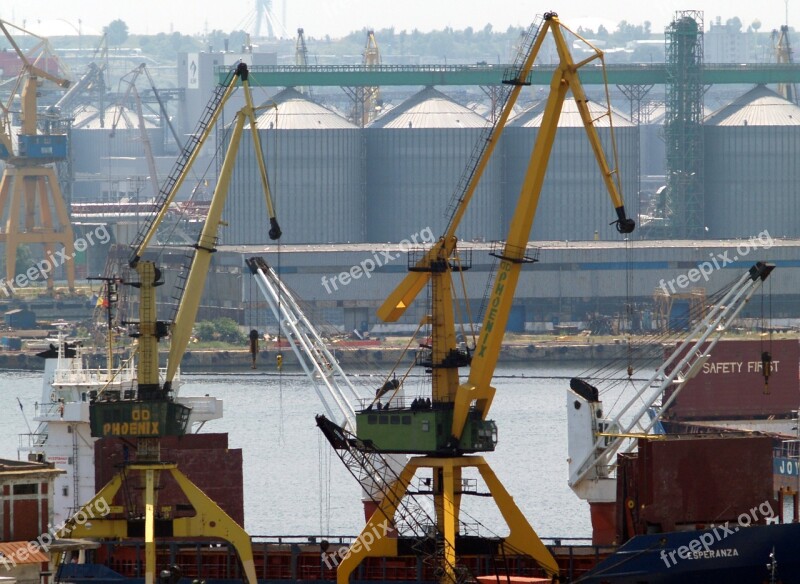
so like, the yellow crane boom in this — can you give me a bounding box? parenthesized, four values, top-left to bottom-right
(129, 63, 281, 267)
(333, 13, 636, 584)
(378, 13, 634, 441)
(127, 62, 281, 391)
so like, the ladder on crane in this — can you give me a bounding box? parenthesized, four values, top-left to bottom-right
(443, 14, 544, 223)
(128, 65, 245, 257)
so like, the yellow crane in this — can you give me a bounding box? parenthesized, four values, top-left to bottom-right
(0, 19, 75, 293)
(773, 25, 797, 103)
(351, 30, 382, 126)
(332, 13, 635, 583)
(57, 62, 281, 584)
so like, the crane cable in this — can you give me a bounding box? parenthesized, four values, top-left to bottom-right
(266, 104, 285, 445)
(573, 273, 745, 422)
(595, 46, 636, 381)
(625, 232, 634, 380)
(760, 276, 773, 393)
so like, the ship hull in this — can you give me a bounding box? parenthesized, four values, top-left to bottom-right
(579, 522, 799, 583)
(54, 522, 800, 584)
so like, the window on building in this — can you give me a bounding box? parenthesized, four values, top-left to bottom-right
(13, 483, 38, 495)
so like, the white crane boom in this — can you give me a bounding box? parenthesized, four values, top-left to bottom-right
(245, 257, 360, 430)
(246, 256, 407, 509)
(568, 261, 775, 503)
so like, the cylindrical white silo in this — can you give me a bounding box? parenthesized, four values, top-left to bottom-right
(226, 88, 365, 245)
(704, 85, 800, 239)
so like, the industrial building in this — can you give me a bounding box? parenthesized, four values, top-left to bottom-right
(4, 11, 800, 329)
(130, 236, 798, 334)
(77, 54, 800, 329)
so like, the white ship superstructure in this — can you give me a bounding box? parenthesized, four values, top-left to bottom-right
(18, 327, 222, 525)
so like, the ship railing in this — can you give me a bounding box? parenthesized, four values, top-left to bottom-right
(774, 440, 800, 460)
(180, 397, 218, 414)
(52, 368, 129, 385)
(542, 536, 595, 546)
(36, 401, 65, 418)
(252, 533, 600, 547)
(355, 396, 466, 411)
(251, 534, 355, 544)
(18, 432, 48, 450)
(34, 400, 90, 422)
(459, 522, 482, 537)
(51, 366, 175, 387)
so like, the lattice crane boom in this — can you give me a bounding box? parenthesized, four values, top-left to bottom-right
(568, 261, 775, 504)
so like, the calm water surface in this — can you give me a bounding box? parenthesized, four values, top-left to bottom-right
(0, 364, 593, 539)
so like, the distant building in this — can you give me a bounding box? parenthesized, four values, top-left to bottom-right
(705, 19, 759, 63)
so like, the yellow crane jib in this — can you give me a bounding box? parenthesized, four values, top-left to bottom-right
(128, 61, 281, 270)
(449, 11, 636, 441)
(337, 13, 639, 584)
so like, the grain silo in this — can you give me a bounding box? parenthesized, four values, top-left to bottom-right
(704, 85, 800, 239)
(503, 98, 638, 241)
(640, 104, 666, 177)
(366, 87, 502, 243)
(225, 87, 364, 245)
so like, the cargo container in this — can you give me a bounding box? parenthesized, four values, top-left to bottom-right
(663, 339, 800, 421)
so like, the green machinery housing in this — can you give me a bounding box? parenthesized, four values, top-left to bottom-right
(356, 405, 497, 454)
(89, 399, 190, 438)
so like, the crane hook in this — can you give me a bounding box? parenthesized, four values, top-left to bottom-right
(761, 351, 772, 394)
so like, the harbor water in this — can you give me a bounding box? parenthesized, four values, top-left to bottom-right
(0, 364, 594, 540)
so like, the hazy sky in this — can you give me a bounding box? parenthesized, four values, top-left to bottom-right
(0, 0, 792, 39)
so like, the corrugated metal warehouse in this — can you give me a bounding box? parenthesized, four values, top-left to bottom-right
(224, 87, 364, 245)
(365, 87, 503, 243)
(207, 237, 799, 331)
(704, 85, 800, 239)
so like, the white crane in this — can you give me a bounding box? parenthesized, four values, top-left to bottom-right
(245, 256, 361, 430)
(246, 256, 408, 512)
(568, 261, 775, 504)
